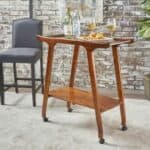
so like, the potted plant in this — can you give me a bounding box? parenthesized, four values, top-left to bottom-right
(138, 0, 150, 39)
(138, 0, 150, 100)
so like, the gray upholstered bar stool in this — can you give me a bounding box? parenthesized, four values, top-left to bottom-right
(0, 18, 43, 106)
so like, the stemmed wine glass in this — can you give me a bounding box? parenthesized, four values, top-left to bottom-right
(86, 17, 96, 31)
(83, 8, 97, 33)
(106, 18, 117, 38)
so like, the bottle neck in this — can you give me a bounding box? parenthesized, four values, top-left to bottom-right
(66, 7, 71, 17)
(73, 10, 80, 21)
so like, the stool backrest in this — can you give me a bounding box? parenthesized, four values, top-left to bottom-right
(12, 18, 42, 49)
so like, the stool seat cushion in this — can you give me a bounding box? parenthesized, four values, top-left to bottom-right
(0, 47, 40, 63)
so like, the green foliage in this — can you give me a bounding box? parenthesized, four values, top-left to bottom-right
(138, 0, 150, 39)
(142, 0, 150, 14)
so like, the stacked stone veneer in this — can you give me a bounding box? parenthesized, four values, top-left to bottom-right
(0, 0, 150, 90)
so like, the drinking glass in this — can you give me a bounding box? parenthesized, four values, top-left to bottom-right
(106, 18, 116, 37)
(86, 17, 96, 31)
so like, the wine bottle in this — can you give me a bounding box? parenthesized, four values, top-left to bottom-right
(63, 7, 73, 38)
(72, 10, 80, 38)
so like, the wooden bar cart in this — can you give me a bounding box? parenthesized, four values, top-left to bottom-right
(37, 35, 133, 144)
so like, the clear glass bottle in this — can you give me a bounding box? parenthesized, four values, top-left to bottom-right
(63, 7, 73, 38)
(72, 10, 80, 38)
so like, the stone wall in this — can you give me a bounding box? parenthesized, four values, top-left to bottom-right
(0, 0, 150, 90)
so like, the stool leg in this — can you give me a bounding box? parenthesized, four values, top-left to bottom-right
(42, 44, 55, 121)
(31, 63, 36, 107)
(112, 46, 127, 130)
(13, 63, 19, 93)
(86, 50, 104, 144)
(0, 63, 4, 105)
(68, 45, 79, 112)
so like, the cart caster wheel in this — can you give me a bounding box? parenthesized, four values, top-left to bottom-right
(68, 108, 73, 112)
(43, 117, 48, 122)
(99, 138, 105, 144)
(121, 126, 128, 131)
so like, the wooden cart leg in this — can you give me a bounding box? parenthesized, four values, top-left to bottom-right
(112, 46, 127, 130)
(42, 44, 55, 122)
(86, 49, 105, 144)
(67, 45, 79, 112)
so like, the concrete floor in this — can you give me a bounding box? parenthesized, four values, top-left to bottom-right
(0, 92, 150, 150)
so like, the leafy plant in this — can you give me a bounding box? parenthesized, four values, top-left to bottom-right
(138, 0, 150, 39)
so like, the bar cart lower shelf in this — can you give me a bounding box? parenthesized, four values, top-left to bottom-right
(49, 87, 120, 112)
